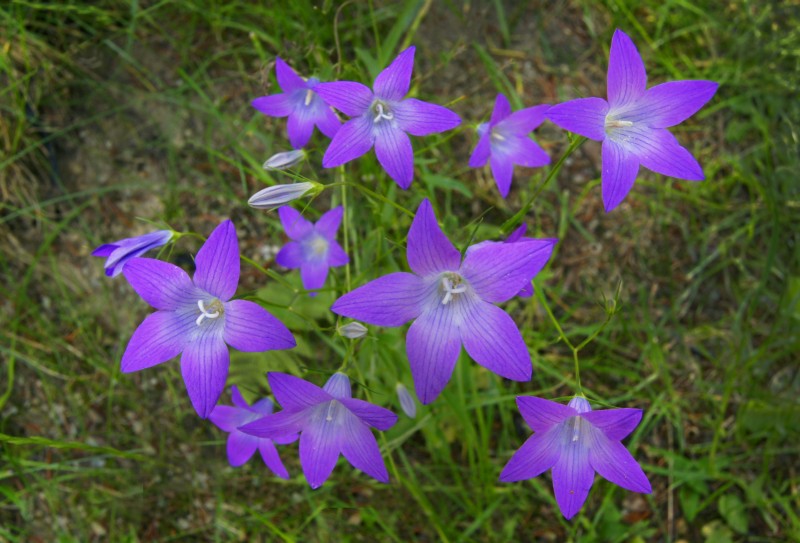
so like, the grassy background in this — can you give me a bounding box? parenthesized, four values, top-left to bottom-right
(1, 0, 798, 541)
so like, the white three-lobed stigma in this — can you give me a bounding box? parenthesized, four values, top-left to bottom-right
(196, 299, 222, 326)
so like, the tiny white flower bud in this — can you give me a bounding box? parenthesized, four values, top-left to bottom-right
(338, 322, 367, 339)
(248, 181, 321, 210)
(262, 149, 306, 170)
(396, 383, 417, 418)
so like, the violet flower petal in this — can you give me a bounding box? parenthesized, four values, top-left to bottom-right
(275, 57, 306, 92)
(268, 372, 332, 411)
(287, 111, 316, 149)
(300, 414, 342, 489)
(581, 408, 642, 440)
(316, 206, 344, 236)
(601, 140, 640, 212)
(275, 241, 304, 268)
(326, 242, 349, 266)
(634, 128, 705, 180)
(552, 438, 595, 520)
(587, 427, 652, 493)
(545, 97, 609, 141)
(180, 331, 230, 418)
(259, 439, 290, 479)
(194, 220, 239, 301)
(120, 311, 194, 372)
(489, 155, 514, 198)
(374, 46, 415, 101)
(406, 304, 461, 404)
(340, 398, 399, 431)
(490, 93, 512, 125)
(622, 80, 718, 128)
(239, 409, 309, 438)
(460, 298, 531, 381)
(316, 104, 343, 139)
(374, 124, 414, 189)
(394, 98, 462, 136)
(278, 206, 314, 239)
(516, 396, 577, 432)
(406, 199, 461, 277)
(607, 29, 647, 107)
(300, 262, 329, 295)
(223, 299, 296, 352)
(468, 131, 491, 168)
(340, 410, 389, 483)
(460, 239, 556, 303)
(122, 258, 198, 311)
(331, 272, 426, 327)
(227, 431, 259, 467)
(314, 81, 374, 116)
(499, 428, 561, 482)
(322, 116, 376, 167)
(498, 104, 550, 134)
(251, 94, 294, 117)
(322, 372, 352, 399)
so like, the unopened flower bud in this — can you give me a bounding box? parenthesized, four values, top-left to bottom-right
(262, 149, 306, 170)
(395, 383, 416, 418)
(248, 181, 322, 210)
(338, 322, 367, 339)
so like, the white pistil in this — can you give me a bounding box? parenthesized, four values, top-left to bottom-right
(491, 130, 506, 142)
(373, 102, 394, 123)
(195, 299, 221, 326)
(606, 119, 634, 128)
(571, 417, 583, 442)
(304, 88, 314, 106)
(325, 401, 337, 422)
(441, 276, 467, 305)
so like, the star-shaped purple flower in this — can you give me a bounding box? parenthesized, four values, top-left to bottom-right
(330, 199, 556, 404)
(92, 229, 173, 277)
(500, 395, 652, 520)
(120, 220, 296, 418)
(314, 46, 461, 189)
(240, 372, 398, 489)
(469, 94, 550, 197)
(209, 386, 297, 476)
(275, 205, 349, 297)
(546, 29, 718, 212)
(252, 57, 341, 149)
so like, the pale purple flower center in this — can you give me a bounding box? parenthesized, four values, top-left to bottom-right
(437, 271, 469, 305)
(371, 100, 395, 123)
(196, 298, 224, 326)
(303, 234, 330, 261)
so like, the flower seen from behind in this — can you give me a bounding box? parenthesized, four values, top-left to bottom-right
(93, 230, 173, 277)
(469, 94, 550, 197)
(315, 46, 461, 189)
(209, 386, 297, 475)
(240, 372, 398, 489)
(252, 58, 341, 149)
(331, 199, 556, 404)
(500, 395, 652, 519)
(276, 206, 349, 297)
(120, 220, 296, 418)
(545, 29, 718, 211)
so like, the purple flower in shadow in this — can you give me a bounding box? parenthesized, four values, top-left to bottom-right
(209, 386, 297, 475)
(252, 58, 341, 149)
(546, 29, 718, 211)
(92, 230, 173, 277)
(330, 199, 556, 404)
(240, 372, 398, 489)
(275, 206, 349, 297)
(469, 94, 550, 197)
(500, 395, 652, 519)
(315, 46, 461, 189)
(120, 220, 296, 418)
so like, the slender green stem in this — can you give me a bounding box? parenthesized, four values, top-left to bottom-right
(501, 135, 587, 234)
(339, 167, 352, 292)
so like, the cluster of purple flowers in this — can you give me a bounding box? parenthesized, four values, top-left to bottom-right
(93, 28, 716, 520)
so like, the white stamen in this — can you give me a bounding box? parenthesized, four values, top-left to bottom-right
(606, 119, 634, 128)
(325, 401, 336, 422)
(195, 299, 221, 326)
(440, 276, 467, 305)
(304, 88, 314, 106)
(373, 102, 394, 123)
(491, 130, 506, 142)
(571, 417, 582, 442)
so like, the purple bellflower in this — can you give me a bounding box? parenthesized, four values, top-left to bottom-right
(120, 220, 296, 418)
(93, 230, 173, 277)
(252, 58, 341, 149)
(546, 29, 718, 212)
(330, 199, 556, 404)
(314, 46, 461, 189)
(275, 206, 349, 297)
(240, 372, 398, 489)
(209, 386, 297, 476)
(500, 395, 652, 520)
(469, 94, 550, 197)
